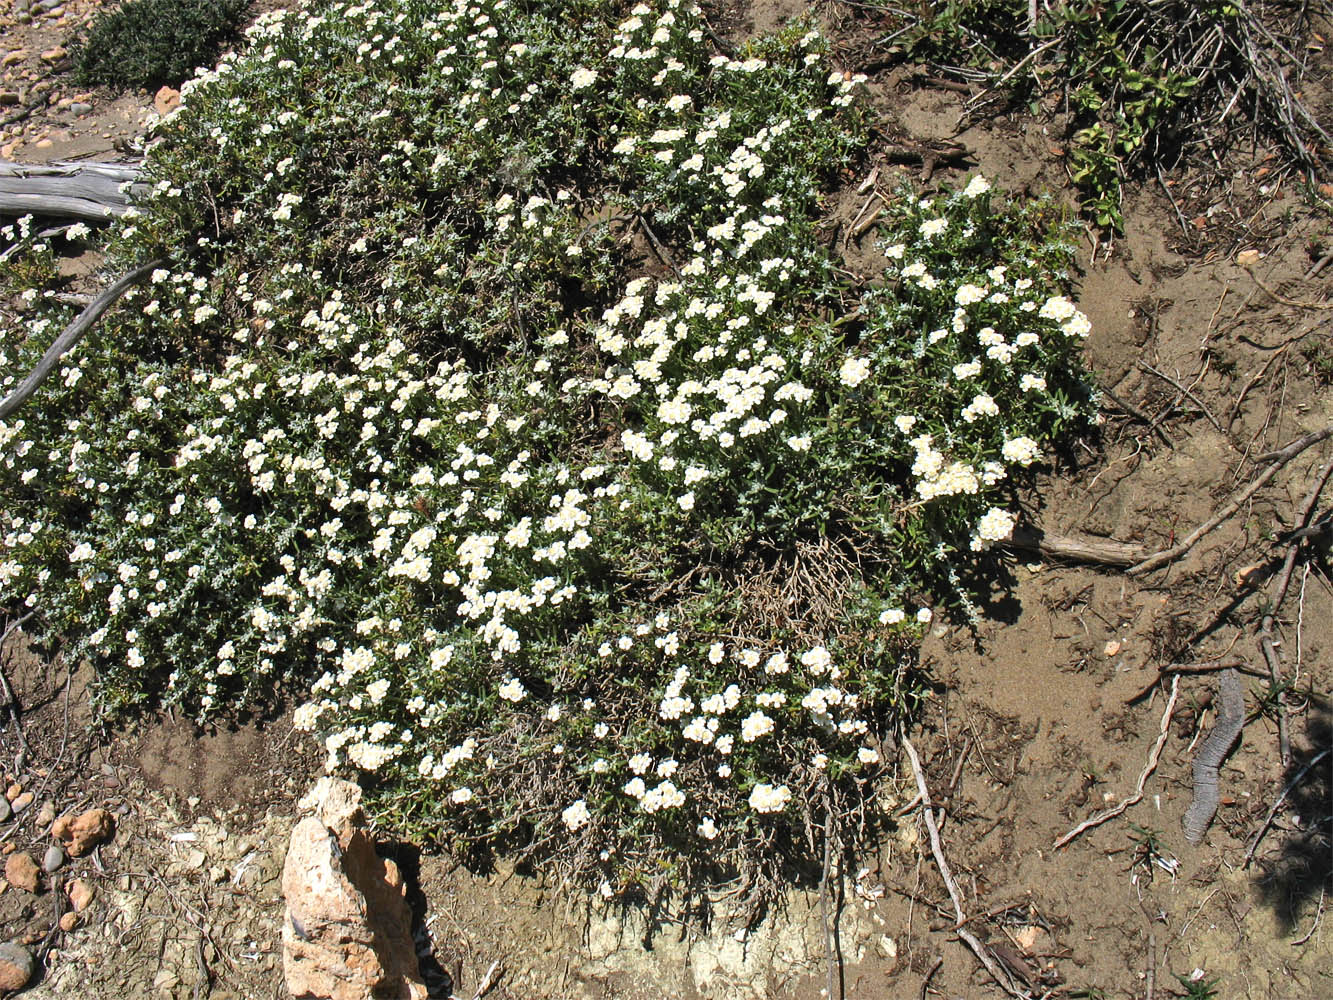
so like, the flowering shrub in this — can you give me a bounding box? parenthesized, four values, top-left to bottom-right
(0, 0, 1097, 898)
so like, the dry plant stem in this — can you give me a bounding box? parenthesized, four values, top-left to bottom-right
(0, 259, 167, 420)
(1260, 455, 1333, 765)
(900, 735, 1030, 999)
(1125, 422, 1333, 575)
(1242, 747, 1331, 868)
(1254, 426, 1333, 465)
(819, 790, 838, 1000)
(1137, 361, 1226, 437)
(1054, 676, 1180, 850)
(1291, 886, 1326, 947)
(1245, 265, 1333, 310)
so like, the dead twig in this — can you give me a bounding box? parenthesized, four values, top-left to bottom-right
(1102, 387, 1175, 445)
(1054, 676, 1180, 849)
(0, 259, 167, 420)
(1242, 747, 1331, 868)
(1137, 361, 1227, 437)
(1244, 264, 1333, 310)
(901, 734, 1031, 999)
(1127, 424, 1333, 575)
(1259, 455, 1333, 765)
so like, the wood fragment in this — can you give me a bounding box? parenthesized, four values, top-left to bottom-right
(1006, 526, 1144, 567)
(0, 160, 144, 220)
(0, 258, 166, 421)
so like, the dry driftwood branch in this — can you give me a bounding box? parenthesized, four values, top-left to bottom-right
(1006, 526, 1144, 567)
(0, 258, 166, 421)
(0, 160, 144, 221)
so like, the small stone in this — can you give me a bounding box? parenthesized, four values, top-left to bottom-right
(4, 853, 39, 893)
(32, 138, 51, 150)
(51, 808, 114, 857)
(68, 878, 93, 913)
(10, 791, 32, 813)
(184, 848, 206, 871)
(58, 912, 77, 933)
(154, 86, 180, 117)
(0, 92, 18, 106)
(39, 46, 67, 64)
(69, 101, 91, 115)
(0, 942, 33, 992)
(0, 52, 26, 68)
(5, 784, 20, 801)
(0, 798, 12, 823)
(42, 844, 64, 873)
(34, 800, 55, 828)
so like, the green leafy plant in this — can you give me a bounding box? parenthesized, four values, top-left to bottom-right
(868, 0, 1325, 232)
(1173, 971, 1222, 999)
(73, 0, 252, 91)
(2, 0, 1096, 901)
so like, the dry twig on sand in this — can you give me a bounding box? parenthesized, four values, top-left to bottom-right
(1053, 677, 1180, 850)
(901, 734, 1032, 999)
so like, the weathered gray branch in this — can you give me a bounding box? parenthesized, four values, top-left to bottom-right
(0, 258, 166, 421)
(0, 160, 144, 221)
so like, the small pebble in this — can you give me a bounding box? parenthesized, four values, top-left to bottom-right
(0, 798, 12, 823)
(58, 912, 77, 933)
(34, 801, 54, 828)
(10, 791, 32, 813)
(42, 844, 63, 873)
(69, 102, 91, 116)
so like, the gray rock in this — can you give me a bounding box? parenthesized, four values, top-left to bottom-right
(69, 102, 92, 116)
(0, 797, 11, 823)
(42, 843, 64, 873)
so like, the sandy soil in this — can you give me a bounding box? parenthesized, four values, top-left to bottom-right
(0, 1, 1329, 998)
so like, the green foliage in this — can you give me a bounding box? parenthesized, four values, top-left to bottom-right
(1172, 972, 1222, 999)
(2, 0, 1096, 899)
(876, 0, 1300, 232)
(73, 0, 251, 91)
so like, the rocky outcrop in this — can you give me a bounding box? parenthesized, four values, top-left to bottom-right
(281, 778, 426, 1000)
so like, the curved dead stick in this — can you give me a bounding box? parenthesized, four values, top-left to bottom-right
(0, 258, 166, 421)
(1128, 426, 1333, 576)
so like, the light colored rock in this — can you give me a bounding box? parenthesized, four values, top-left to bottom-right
(4, 853, 39, 893)
(282, 779, 425, 1000)
(10, 791, 32, 813)
(67, 878, 93, 912)
(58, 911, 77, 933)
(51, 808, 114, 857)
(38, 46, 66, 64)
(297, 776, 364, 830)
(0, 941, 33, 991)
(154, 86, 180, 117)
(34, 800, 55, 828)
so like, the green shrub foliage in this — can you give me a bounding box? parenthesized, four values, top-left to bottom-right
(74, 0, 251, 91)
(2, 0, 1098, 896)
